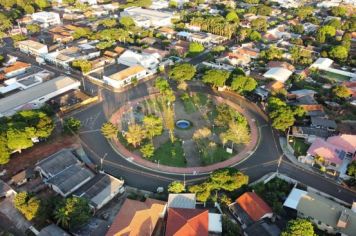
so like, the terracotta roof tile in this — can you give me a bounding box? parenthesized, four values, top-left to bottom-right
(165, 208, 208, 236)
(3, 61, 30, 74)
(236, 192, 272, 222)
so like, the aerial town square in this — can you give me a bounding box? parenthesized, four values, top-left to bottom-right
(0, 0, 356, 235)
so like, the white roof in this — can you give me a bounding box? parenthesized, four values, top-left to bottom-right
(263, 67, 293, 83)
(283, 188, 307, 209)
(208, 213, 222, 233)
(167, 193, 196, 209)
(311, 58, 334, 69)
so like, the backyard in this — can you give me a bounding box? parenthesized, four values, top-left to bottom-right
(290, 138, 310, 157)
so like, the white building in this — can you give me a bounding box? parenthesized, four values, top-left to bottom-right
(117, 50, 160, 70)
(263, 67, 293, 83)
(87, 64, 147, 88)
(120, 7, 173, 28)
(31, 12, 61, 28)
(149, 0, 169, 9)
(0, 76, 80, 117)
(17, 40, 48, 56)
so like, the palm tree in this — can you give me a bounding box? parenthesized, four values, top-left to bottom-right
(54, 208, 70, 229)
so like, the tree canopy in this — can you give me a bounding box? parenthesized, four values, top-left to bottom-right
(63, 117, 81, 134)
(143, 115, 163, 141)
(169, 63, 196, 83)
(72, 60, 92, 73)
(231, 75, 257, 93)
(125, 124, 146, 148)
(168, 181, 185, 193)
(188, 42, 205, 55)
(332, 85, 351, 98)
(14, 192, 41, 221)
(202, 69, 230, 88)
(281, 219, 316, 236)
(101, 122, 118, 139)
(328, 45, 348, 61)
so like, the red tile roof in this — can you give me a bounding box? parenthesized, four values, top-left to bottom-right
(165, 208, 208, 236)
(236, 192, 272, 222)
(3, 61, 30, 74)
(106, 198, 166, 236)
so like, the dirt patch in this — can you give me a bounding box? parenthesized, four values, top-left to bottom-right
(1, 134, 79, 181)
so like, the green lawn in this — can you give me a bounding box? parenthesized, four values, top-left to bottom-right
(180, 95, 197, 114)
(201, 145, 232, 166)
(291, 138, 310, 157)
(153, 140, 186, 167)
(192, 92, 208, 107)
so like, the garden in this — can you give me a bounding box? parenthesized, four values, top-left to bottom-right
(113, 78, 251, 167)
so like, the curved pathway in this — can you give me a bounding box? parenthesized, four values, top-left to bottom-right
(108, 92, 259, 174)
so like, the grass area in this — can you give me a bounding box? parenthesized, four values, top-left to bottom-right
(201, 145, 232, 166)
(153, 140, 186, 167)
(180, 94, 197, 114)
(320, 70, 351, 82)
(192, 92, 208, 107)
(291, 138, 310, 157)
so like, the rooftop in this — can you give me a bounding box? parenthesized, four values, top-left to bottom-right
(165, 208, 209, 236)
(236, 192, 273, 222)
(105, 198, 166, 236)
(3, 61, 31, 74)
(17, 40, 47, 50)
(167, 193, 196, 209)
(327, 135, 356, 154)
(263, 67, 293, 83)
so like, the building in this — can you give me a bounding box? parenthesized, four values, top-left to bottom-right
(38, 224, 70, 236)
(230, 192, 273, 228)
(165, 208, 209, 236)
(284, 188, 356, 236)
(87, 63, 147, 88)
(263, 67, 293, 83)
(105, 198, 166, 236)
(0, 76, 80, 117)
(120, 7, 173, 28)
(149, 0, 169, 9)
(267, 61, 295, 72)
(16, 40, 48, 56)
(73, 173, 125, 210)
(11, 168, 35, 187)
(0, 180, 16, 198)
(167, 193, 196, 209)
(31, 12, 61, 28)
(310, 58, 356, 81)
(1, 61, 31, 78)
(117, 50, 159, 70)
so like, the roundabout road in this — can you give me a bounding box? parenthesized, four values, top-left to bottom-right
(73, 79, 356, 204)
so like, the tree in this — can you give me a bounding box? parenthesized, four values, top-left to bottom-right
(281, 218, 316, 236)
(35, 0, 49, 9)
(290, 46, 312, 65)
(0, 135, 10, 165)
(251, 17, 268, 32)
(260, 46, 283, 61)
(328, 46, 348, 61)
(26, 24, 41, 34)
(125, 124, 146, 148)
(72, 27, 92, 39)
(330, 6, 347, 17)
(268, 97, 302, 131)
(168, 181, 185, 193)
(140, 143, 154, 159)
(214, 104, 241, 127)
(99, 18, 116, 28)
(226, 11, 239, 23)
(101, 122, 118, 139)
(202, 69, 230, 88)
(120, 16, 135, 28)
(169, 63, 196, 83)
(295, 6, 314, 20)
(220, 121, 250, 147)
(63, 117, 81, 134)
(222, 215, 241, 236)
(316, 25, 336, 43)
(96, 41, 114, 50)
(7, 129, 33, 152)
(249, 30, 261, 41)
(23, 4, 35, 14)
(155, 77, 170, 93)
(143, 115, 163, 141)
(193, 127, 211, 140)
(188, 42, 205, 55)
(169, 0, 177, 8)
(256, 5, 272, 16)
(54, 197, 91, 229)
(347, 161, 356, 178)
(326, 18, 342, 30)
(35, 112, 54, 138)
(14, 192, 41, 221)
(231, 75, 257, 93)
(333, 85, 351, 98)
(290, 24, 304, 34)
(72, 60, 92, 73)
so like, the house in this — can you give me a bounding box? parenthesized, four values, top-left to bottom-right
(120, 7, 173, 28)
(292, 126, 335, 141)
(267, 61, 295, 72)
(264, 26, 291, 40)
(73, 173, 125, 210)
(263, 67, 293, 83)
(149, 0, 169, 9)
(165, 208, 209, 236)
(0, 180, 16, 198)
(300, 104, 326, 117)
(1, 61, 31, 78)
(36, 149, 94, 197)
(16, 40, 48, 56)
(157, 27, 176, 39)
(230, 192, 273, 228)
(0, 76, 80, 117)
(217, 46, 259, 66)
(310, 117, 337, 131)
(11, 168, 35, 187)
(117, 50, 159, 70)
(327, 135, 356, 157)
(87, 63, 147, 88)
(284, 188, 356, 236)
(169, 40, 189, 56)
(105, 198, 166, 236)
(167, 193, 196, 209)
(31, 12, 61, 28)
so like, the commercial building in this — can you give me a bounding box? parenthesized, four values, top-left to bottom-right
(0, 76, 80, 117)
(120, 7, 173, 28)
(87, 63, 147, 88)
(16, 40, 48, 56)
(31, 12, 61, 28)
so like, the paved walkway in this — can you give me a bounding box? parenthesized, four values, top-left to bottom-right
(109, 93, 259, 174)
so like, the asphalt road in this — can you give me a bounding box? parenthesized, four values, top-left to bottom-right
(72, 80, 356, 204)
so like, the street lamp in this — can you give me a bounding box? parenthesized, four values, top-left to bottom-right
(100, 153, 108, 171)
